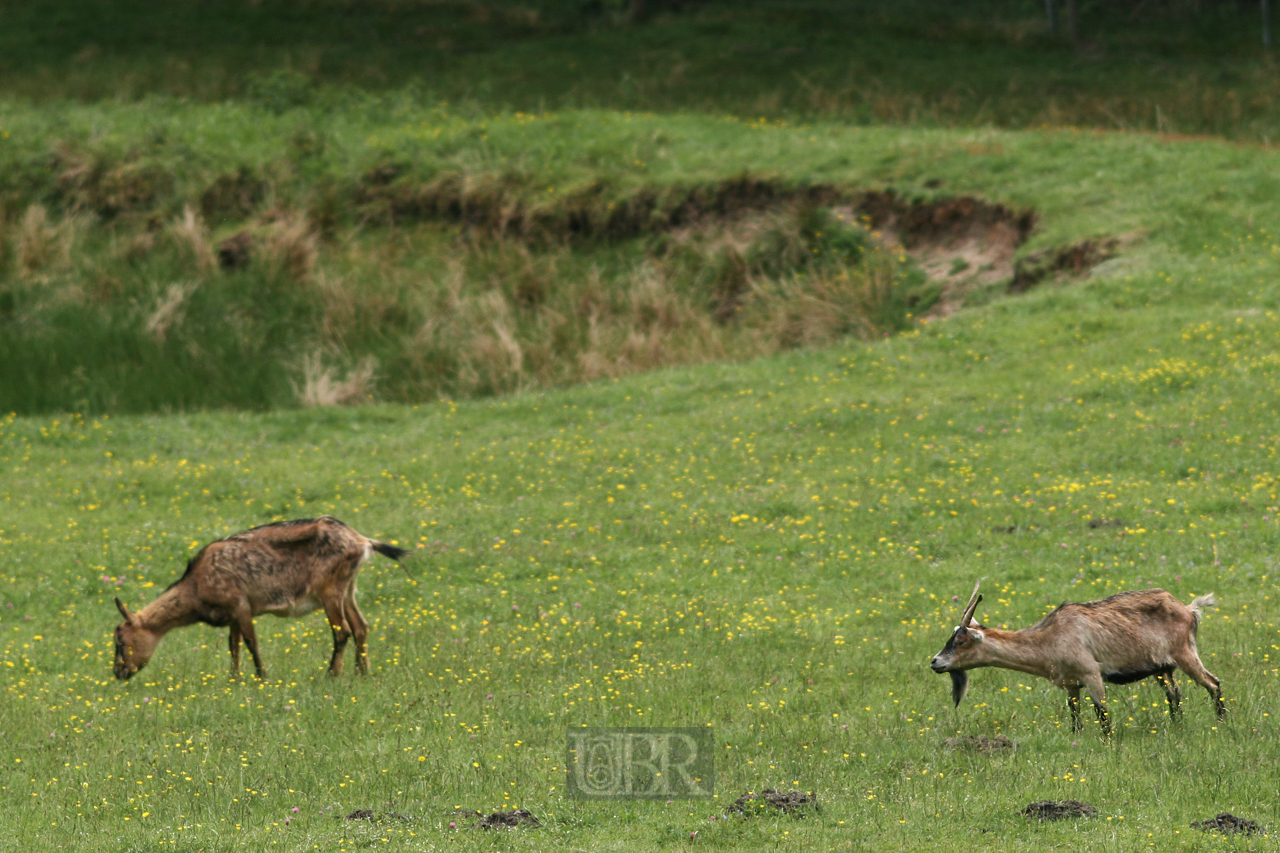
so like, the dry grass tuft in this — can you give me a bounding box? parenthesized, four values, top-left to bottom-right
(263, 214, 319, 283)
(167, 206, 215, 274)
(457, 290, 525, 393)
(296, 352, 377, 407)
(745, 254, 899, 349)
(15, 204, 80, 278)
(145, 281, 198, 342)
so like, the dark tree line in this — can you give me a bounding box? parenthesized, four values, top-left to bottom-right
(617, 0, 1273, 48)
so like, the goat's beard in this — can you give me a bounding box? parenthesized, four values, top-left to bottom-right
(950, 670, 969, 707)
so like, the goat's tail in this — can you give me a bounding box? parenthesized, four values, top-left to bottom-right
(372, 540, 415, 581)
(372, 541, 408, 561)
(1188, 593, 1219, 626)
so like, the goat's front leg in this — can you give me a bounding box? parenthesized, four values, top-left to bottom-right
(1082, 673, 1110, 735)
(1065, 685, 1083, 732)
(228, 623, 242, 676)
(234, 611, 267, 680)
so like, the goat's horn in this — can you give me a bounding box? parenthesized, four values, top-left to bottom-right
(115, 597, 133, 622)
(960, 580, 983, 627)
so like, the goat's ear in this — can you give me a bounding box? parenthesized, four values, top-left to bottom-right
(115, 597, 135, 624)
(968, 629, 985, 643)
(950, 670, 969, 707)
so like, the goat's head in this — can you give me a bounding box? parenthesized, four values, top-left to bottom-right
(113, 598, 159, 681)
(929, 580, 985, 706)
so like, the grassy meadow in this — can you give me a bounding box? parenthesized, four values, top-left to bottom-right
(4, 0, 1280, 850)
(4, 159, 1280, 848)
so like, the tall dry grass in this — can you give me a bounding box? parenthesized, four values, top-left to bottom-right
(263, 214, 319, 283)
(1, 190, 928, 413)
(295, 206, 925, 402)
(15, 204, 82, 278)
(296, 351, 377, 407)
(167, 206, 215, 274)
(145, 281, 199, 342)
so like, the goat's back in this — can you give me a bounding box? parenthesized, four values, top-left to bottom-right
(187, 517, 370, 617)
(1035, 589, 1196, 677)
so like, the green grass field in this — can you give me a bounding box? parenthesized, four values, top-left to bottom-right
(4, 0, 1280, 850)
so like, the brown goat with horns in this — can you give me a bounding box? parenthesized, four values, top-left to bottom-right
(930, 581, 1225, 734)
(113, 517, 406, 680)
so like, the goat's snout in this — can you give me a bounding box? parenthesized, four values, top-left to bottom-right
(930, 655, 947, 672)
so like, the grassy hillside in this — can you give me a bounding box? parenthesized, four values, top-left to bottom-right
(4, 1, 1280, 850)
(3, 123, 1280, 848)
(5, 0, 1280, 416)
(1, 101, 1277, 414)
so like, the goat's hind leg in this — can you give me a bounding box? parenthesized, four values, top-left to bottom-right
(324, 598, 352, 676)
(1154, 669, 1182, 720)
(1175, 649, 1225, 719)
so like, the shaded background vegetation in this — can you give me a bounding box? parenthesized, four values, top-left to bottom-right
(4, 0, 1280, 138)
(3, 0, 1280, 415)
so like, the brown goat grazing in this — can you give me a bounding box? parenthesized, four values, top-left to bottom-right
(930, 581, 1224, 734)
(112, 517, 406, 680)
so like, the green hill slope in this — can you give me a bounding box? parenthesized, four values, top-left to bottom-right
(2, 119, 1279, 846)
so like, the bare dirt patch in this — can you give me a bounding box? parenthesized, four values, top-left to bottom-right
(843, 191, 1036, 313)
(357, 171, 1121, 310)
(1191, 813, 1264, 835)
(1009, 238, 1119, 293)
(464, 808, 540, 829)
(1022, 800, 1097, 820)
(217, 231, 252, 270)
(728, 789, 819, 816)
(942, 734, 1016, 754)
(1087, 517, 1127, 529)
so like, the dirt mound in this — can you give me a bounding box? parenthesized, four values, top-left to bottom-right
(358, 168, 1035, 251)
(218, 231, 252, 270)
(728, 789, 818, 816)
(358, 171, 1120, 309)
(466, 809, 540, 829)
(942, 734, 1016, 754)
(838, 192, 1035, 313)
(1087, 517, 1126, 529)
(1191, 813, 1264, 835)
(1022, 800, 1097, 820)
(1009, 238, 1119, 292)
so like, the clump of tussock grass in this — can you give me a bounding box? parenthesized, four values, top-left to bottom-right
(460, 290, 526, 392)
(145, 281, 198, 342)
(48, 143, 172, 218)
(663, 204, 871, 323)
(0, 211, 10, 274)
(166, 206, 215, 274)
(295, 351, 376, 407)
(743, 253, 925, 350)
(14, 204, 82, 279)
(262, 214, 319, 283)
